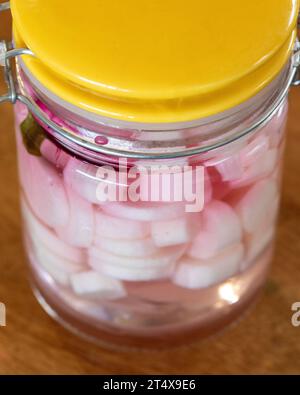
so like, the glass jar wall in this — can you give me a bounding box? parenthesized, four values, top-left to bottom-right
(13, 61, 288, 348)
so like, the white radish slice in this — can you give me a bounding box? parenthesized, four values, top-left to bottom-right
(205, 154, 243, 182)
(64, 158, 101, 204)
(32, 238, 86, 286)
(240, 135, 270, 167)
(92, 259, 176, 282)
(55, 187, 94, 248)
(102, 201, 186, 222)
(22, 155, 69, 228)
(33, 238, 86, 273)
(89, 245, 185, 269)
(64, 158, 128, 205)
(243, 226, 275, 270)
(70, 271, 126, 300)
(173, 243, 244, 289)
(232, 179, 278, 233)
(230, 149, 278, 189)
(151, 217, 198, 247)
(21, 196, 84, 264)
(214, 155, 244, 182)
(94, 236, 159, 258)
(187, 200, 242, 260)
(94, 210, 150, 240)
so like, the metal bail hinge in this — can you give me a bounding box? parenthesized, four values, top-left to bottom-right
(0, 2, 10, 12)
(0, 2, 34, 104)
(291, 13, 300, 86)
(292, 48, 300, 86)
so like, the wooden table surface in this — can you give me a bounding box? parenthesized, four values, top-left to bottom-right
(1, 10, 300, 375)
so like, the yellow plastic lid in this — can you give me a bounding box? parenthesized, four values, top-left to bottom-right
(11, 0, 299, 123)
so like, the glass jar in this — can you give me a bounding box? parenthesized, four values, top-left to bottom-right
(1, 0, 300, 348)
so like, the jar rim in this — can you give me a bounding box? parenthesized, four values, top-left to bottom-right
(16, 57, 296, 160)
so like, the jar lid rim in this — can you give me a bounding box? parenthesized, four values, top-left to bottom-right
(16, 61, 294, 160)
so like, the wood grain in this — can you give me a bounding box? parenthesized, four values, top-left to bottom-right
(1, 9, 300, 374)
